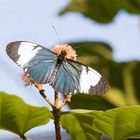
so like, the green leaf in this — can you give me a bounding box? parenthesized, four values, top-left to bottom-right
(72, 42, 113, 61)
(69, 94, 115, 110)
(60, 0, 120, 23)
(0, 91, 50, 137)
(93, 106, 140, 140)
(121, 0, 140, 14)
(60, 0, 140, 23)
(61, 106, 140, 140)
(61, 109, 102, 140)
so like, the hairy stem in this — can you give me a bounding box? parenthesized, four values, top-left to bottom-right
(53, 91, 61, 140)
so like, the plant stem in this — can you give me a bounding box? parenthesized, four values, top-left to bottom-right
(20, 135, 31, 140)
(35, 84, 72, 140)
(53, 91, 61, 140)
(58, 95, 72, 109)
(35, 83, 54, 107)
(39, 89, 54, 107)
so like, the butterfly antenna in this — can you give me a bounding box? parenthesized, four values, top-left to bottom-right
(52, 25, 62, 44)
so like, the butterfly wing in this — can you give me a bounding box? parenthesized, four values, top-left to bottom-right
(52, 59, 109, 95)
(6, 41, 109, 94)
(6, 41, 57, 84)
(52, 59, 81, 94)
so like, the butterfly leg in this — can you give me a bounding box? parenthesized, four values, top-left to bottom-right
(35, 83, 55, 107)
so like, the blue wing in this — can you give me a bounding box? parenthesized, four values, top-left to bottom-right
(52, 59, 81, 94)
(7, 41, 109, 95)
(52, 59, 109, 95)
(6, 41, 57, 84)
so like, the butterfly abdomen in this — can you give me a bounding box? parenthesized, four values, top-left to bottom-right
(49, 50, 67, 85)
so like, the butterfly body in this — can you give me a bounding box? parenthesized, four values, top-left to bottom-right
(6, 41, 109, 95)
(56, 50, 67, 65)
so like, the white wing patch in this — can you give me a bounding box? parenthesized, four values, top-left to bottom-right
(79, 66, 102, 93)
(16, 42, 41, 67)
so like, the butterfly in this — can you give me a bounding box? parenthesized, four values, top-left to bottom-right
(6, 41, 109, 95)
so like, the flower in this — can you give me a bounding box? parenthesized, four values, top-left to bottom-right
(52, 44, 77, 60)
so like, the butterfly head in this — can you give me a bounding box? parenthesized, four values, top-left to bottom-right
(60, 50, 67, 58)
(52, 44, 77, 60)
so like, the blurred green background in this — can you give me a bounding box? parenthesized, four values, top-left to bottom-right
(60, 0, 140, 110)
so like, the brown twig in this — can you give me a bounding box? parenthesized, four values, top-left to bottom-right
(53, 91, 61, 140)
(58, 95, 72, 109)
(35, 83, 72, 140)
(20, 135, 31, 140)
(39, 89, 54, 107)
(54, 91, 59, 108)
(35, 83, 54, 107)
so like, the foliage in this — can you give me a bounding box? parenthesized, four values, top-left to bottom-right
(61, 109, 102, 140)
(60, 0, 140, 23)
(0, 91, 50, 138)
(92, 106, 140, 140)
(1, 92, 140, 140)
(61, 106, 140, 140)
